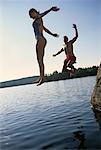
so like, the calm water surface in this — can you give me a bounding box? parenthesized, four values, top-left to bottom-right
(0, 76, 101, 150)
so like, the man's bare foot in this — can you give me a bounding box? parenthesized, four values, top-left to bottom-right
(69, 68, 76, 77)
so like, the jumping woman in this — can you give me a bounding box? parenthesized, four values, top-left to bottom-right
(29, 6, 60, 86)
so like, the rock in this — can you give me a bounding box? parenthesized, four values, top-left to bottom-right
(91, 64, 101, 111)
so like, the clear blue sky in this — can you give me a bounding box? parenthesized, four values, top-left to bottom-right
(0, 0, 101, 81)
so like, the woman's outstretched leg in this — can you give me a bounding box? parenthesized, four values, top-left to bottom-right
(37, 57, 45, 86)
(36, 37, 46, 86)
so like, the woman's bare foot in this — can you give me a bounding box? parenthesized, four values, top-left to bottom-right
(33, 77, 41, 84)
(37, 77, 44, 86)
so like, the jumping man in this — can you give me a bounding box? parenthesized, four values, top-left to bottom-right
(53, 24, 78, 76)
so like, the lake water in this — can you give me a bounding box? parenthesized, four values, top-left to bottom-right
(0, 76, 101, 150)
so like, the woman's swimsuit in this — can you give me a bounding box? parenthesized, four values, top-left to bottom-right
(33, 19, 43, 40)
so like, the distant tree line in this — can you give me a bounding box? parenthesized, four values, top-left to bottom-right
(45, 66, 98, 82)
(0, 66, 98, 88)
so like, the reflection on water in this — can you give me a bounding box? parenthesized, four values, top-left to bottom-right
(93, 109, 101, 130)
(73, 130, 86, 149)
(73, 109, 101, 150)
(0, 76, 101, 149)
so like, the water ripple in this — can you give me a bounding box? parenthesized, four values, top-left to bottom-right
(0, 76, 101, 150)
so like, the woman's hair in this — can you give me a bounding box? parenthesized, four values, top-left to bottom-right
(29, 8, 39, 17)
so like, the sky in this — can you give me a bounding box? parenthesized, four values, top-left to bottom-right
(0, 0, 101, 82)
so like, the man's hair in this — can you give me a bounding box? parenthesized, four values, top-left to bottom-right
(64, 36, 68, 40)
(64, 36, 68, 39)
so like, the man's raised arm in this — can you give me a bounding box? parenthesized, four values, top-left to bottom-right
(71, 24, 78, 43)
